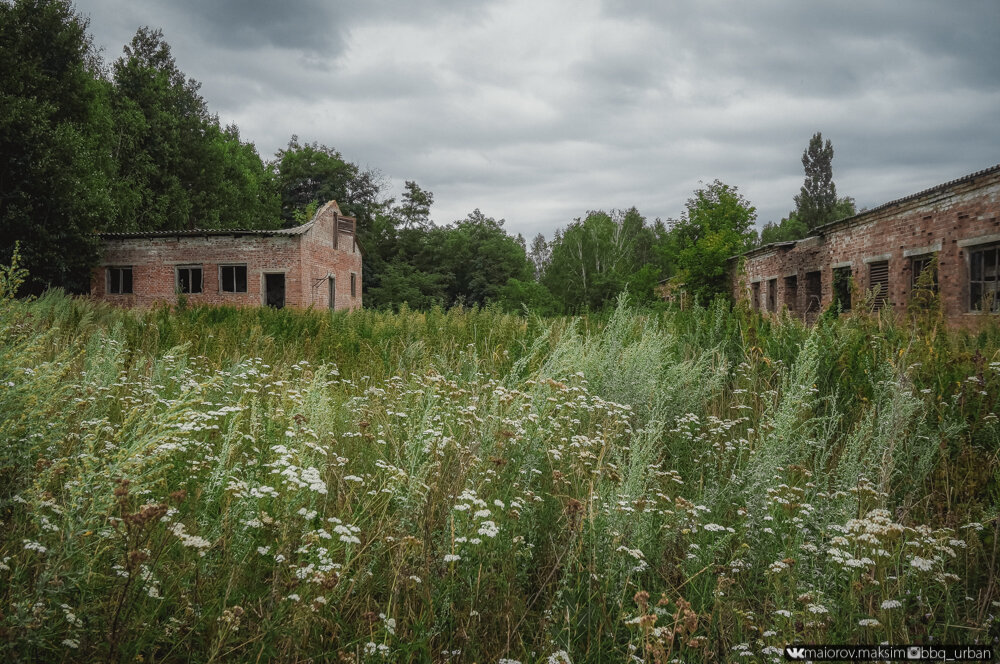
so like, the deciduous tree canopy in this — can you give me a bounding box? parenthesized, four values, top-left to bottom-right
(0, 0, 112, 294)
(667, 180, 757, 302)
(1, 1, 865, 312)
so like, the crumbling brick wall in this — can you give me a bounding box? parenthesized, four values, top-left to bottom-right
(732, 165, 1000, 326)
(91, 201, 363, 311)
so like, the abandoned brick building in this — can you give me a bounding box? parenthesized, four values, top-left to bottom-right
(91, 201, 362, 310)
(732, 163, 1000, 326)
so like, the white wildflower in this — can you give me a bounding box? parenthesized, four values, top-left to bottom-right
(22, 540, 46, 554)
(478, 521, 500, 538)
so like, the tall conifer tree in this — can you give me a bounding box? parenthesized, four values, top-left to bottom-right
(794, 132, 838, 230)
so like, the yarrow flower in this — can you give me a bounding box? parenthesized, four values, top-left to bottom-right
(768, 560, 789, 573)
(880, 599, 902, 610)
(23, 540, 47, 554)
(170, 522, 212, 555)
(478, 520, 500, 538)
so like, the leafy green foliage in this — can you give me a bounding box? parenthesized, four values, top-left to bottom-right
(109, 28, 278, 232)
(395, 180, 434, 229)
(0, 0, 113, 294)
(1, 291, 997, 661)
(270, 137, 385, 230)
(542, 208, 666, 312)
(760, 195, 857, 245)
(365, 208, 533, 310)
(667, 180, 757, 302)
(795, 131, 838, 230)
(759, 210, 809, 244)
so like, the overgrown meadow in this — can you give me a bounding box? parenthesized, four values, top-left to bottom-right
(1, 283, 998, 662)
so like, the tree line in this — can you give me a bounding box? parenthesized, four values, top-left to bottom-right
(1, 0, 850, 311)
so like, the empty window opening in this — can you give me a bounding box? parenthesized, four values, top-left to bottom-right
(350, 273, 357, 298)
(220, 264, 247, 293)
(767, 278, 777, 312)
(328, 276, 336, 309)
(832, 266, 852, 312)
(805, 271, 822, 313)
(869, 261, 889, 311)
(784, 275, 798, 312)
(264, 273, 285, 308)
(969, 244, 999, 312)
(108, 266, 133, 294)
(177, 266, 203, 294)
(751, 282, 761, 310)
(910, 255, 938, 294)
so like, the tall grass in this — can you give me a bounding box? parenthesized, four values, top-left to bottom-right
(0, 285, 997, 662)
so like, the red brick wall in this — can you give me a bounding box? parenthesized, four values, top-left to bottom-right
(91, 201, 363, 310)
(299, 201, 363, 311)
(732, 168, 1000, 327)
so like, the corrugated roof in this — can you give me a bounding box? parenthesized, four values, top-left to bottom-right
(736, 240, 799, 260)
(811, 162, 1000, 235)
(99, 226, 305, 239)
(731, 163, 1000, 261)
(99, 200, 355, 240)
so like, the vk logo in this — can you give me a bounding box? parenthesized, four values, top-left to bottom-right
(785, 646, 807, 660)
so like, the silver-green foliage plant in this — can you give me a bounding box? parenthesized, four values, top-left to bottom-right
(0, 289, 996, 663)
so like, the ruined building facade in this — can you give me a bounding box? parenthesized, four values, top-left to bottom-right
(732, 164, 1000, 326)
(91, 201, 362, 310)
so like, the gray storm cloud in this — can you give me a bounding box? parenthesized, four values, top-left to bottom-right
(77, 0, 1000, 238)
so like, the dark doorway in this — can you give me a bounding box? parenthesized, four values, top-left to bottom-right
(265, 273, 285, 308)
(784, 275, 798, 313)
(833, 266, 852, 312)
(805, 271, 822, 313)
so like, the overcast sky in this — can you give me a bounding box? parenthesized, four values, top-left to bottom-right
(77, 0, 1000, 239)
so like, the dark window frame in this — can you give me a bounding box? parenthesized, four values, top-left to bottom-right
(969, 243, 999, 313)
(784, 275, 798, 312)
(219, 264, 248, 294)
(910, 254, 939, 293)
(107, 266, 133, 295)
(176, 265, 203, 294)
(832, 266, 852, 312)
(805, 270, 822, 313)
(328, 275, 336, 309)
